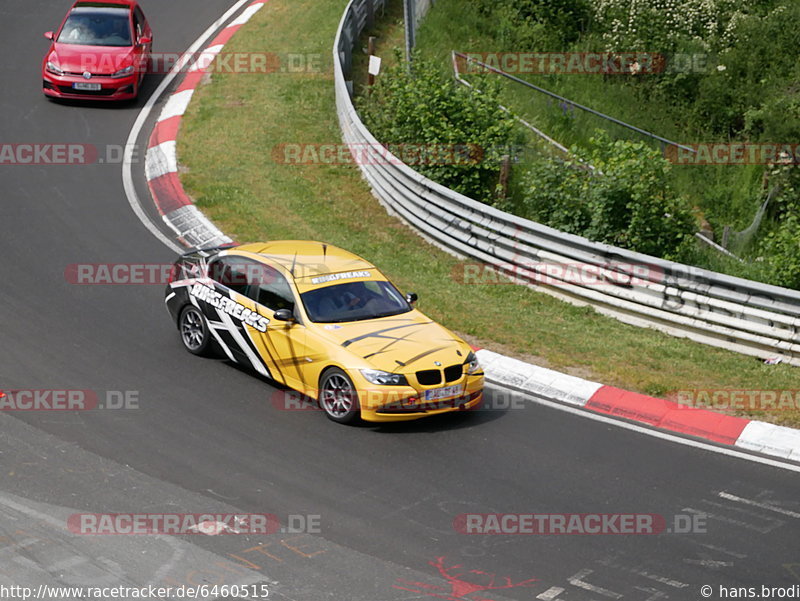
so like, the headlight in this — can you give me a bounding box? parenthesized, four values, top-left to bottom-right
(466, 351, 481, 375)
(360, 369, 408, 386)
(111, 65, 134, 78)
(46, 60, 64, 76)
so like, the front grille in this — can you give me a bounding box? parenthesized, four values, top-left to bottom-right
(416, 369, 442, 386)
(444, 364, 463, 382)
(57, 85, 115, 96)
(376, 390, 481, 414)
(64, 71, 113, 77)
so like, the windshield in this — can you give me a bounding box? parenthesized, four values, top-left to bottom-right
(302, 280, 411, 323)
(57, 9, 132, 47)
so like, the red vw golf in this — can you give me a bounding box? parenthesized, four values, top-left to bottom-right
(42, 0, 153, 101)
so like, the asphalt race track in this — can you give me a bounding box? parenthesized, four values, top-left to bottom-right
(1, 1, 798, 599)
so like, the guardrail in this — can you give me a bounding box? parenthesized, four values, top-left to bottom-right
(333, 0, 800, 366)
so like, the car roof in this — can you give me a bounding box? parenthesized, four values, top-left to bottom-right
(232, 241, 377, 281)
(71, 0, 136, 9)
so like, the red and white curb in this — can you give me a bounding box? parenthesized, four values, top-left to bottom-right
(144, 0, 268, 249)
(476, 349, 800, 463)
(138, 0, 800, 468)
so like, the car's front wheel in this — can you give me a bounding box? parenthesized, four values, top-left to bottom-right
(318, 368, 360, 424)
(179, 305, 214, 356)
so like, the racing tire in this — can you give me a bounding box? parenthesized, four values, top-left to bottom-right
(178, 305, 215, 357)
(318, 368, 361, 425)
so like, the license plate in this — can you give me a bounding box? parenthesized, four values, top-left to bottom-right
(73, 82, 101, 91)
(424, 384, 463, 402)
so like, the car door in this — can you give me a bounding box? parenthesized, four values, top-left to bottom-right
(202, 255, 272, 378)
(244, 264, 310, 391)
(132, 4, 151, 77)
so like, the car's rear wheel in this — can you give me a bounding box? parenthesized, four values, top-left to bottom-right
(319, 368, 360, 424)
(179, 305, 214, 356)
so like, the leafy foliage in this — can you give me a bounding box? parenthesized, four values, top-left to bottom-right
(759, 215, 800, 290)
(757, 165, 800, 289)
(360, 51, 519, 204)
(522, 132, 697, 258)
(466, 0, 592, 50)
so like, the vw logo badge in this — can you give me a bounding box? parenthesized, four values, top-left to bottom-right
(83, 71, 92, 80)
(434, 361, 442, 366)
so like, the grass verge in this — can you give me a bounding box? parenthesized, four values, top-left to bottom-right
(177, 0, 799, 427)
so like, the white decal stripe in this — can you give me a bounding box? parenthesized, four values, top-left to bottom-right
(217, 308, 270, 378)
(189, 296, 236, 362)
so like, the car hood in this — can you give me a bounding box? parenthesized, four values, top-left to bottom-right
(50, 43, 135, 74)
(315, 311, 471, 374)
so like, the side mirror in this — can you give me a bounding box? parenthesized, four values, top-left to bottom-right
(273, 308, 295, 322)
(406, 292, 418, 305)
(44, 31, 54, 40)
(138, 36, 152, 45)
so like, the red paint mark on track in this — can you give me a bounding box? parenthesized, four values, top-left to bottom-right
(393, 557, 537, 601)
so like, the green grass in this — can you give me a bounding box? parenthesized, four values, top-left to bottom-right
(177, 0, 799, 427)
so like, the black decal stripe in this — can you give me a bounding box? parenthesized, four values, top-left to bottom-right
(362, 329, 420, 359)
(397, 346, 449, 368)
(342, 322, 432, 348)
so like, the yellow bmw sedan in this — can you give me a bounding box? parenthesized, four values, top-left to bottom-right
(165, 241, 484, 423)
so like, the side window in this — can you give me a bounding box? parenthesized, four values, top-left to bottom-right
(208, 257, 249, 296)
(248, 266, 295, 312)
(133, 6, 145, 39)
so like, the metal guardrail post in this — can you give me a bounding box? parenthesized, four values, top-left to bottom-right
(403, 0, 415, 64)
(366, 0, 374, 29)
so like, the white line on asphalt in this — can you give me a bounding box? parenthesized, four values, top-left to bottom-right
(122, 0, 252, 255)
(718, 491, 800, 519)
(488, 382, 800, 474)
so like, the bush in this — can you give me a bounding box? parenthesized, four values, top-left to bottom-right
(360, 51, 519, 204)
(521, 132, 697, 258)
(467, 0, 592, 50)
(759, 215, 800, 289)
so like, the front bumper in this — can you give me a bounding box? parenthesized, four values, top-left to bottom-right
(356, 373, 485, 423)
(42, 71, 138, 100)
